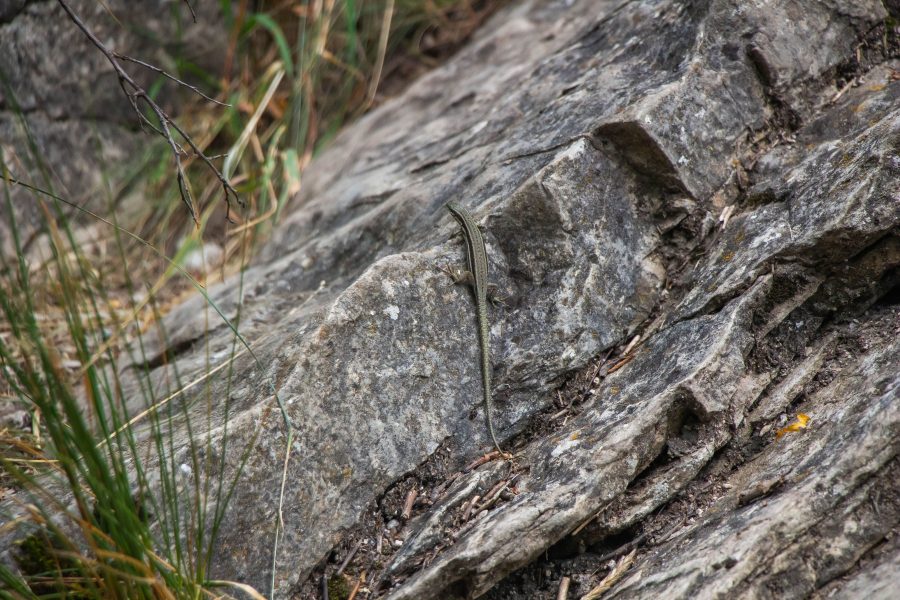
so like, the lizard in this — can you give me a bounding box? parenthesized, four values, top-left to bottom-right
(445, 202, 506, 456)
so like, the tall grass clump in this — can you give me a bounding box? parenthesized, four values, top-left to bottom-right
(0, 157, 262, 598)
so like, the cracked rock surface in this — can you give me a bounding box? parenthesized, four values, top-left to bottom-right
(10, 0, 898, 598)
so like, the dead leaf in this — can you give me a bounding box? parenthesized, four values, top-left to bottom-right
(776, 413, 810, 438)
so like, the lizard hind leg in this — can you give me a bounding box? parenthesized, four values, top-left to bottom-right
(486, 283, 508, 308)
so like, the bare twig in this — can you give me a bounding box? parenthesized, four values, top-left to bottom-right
(829, 77, 857, 105)
(111, 52, 229, 107)
(336, 540, 362, 576)
(464, 450, 505, 472)
(479, 475, 518, 511)
(401, 489, 418, 520)
(606, 354, 635, 375)
(551, 406, 571, 420)
(181, 0, 197, 22)
(479, 480, 507, 509)
(346, 573, 364, 600)
(56, 0, 239, 223)
(622, 335, 641, 356)
(587, 347, 616, 384)
(431, 472, 460, 502)
(592, 531, 649, 566)
(654, 516, 688, 546)
(557, 576, 571, 600)
(461, 495, 480, 522)
(718, 205, 736, 230)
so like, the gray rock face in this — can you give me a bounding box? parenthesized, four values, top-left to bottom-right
(0, 0, 26, 24)
(0, 0, 228, 256)
(8, 0, 898, 598)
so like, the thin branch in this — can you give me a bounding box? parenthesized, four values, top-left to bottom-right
(112, 52, 230, 107)
(56, 0, 240, 224)
(182, 0, 197, 23)
(557, 576, 571, 600)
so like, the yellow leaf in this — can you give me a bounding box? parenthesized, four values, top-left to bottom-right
(776, 413, 810, 438)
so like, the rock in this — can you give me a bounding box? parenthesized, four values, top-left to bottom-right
(4, 0, 899, 598)
(124, 0, 898, 596)
(0, 0, 26, 24)
(180, 240, 225, 276)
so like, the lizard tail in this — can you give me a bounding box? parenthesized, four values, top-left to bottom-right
(483, 368, 504, 455)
